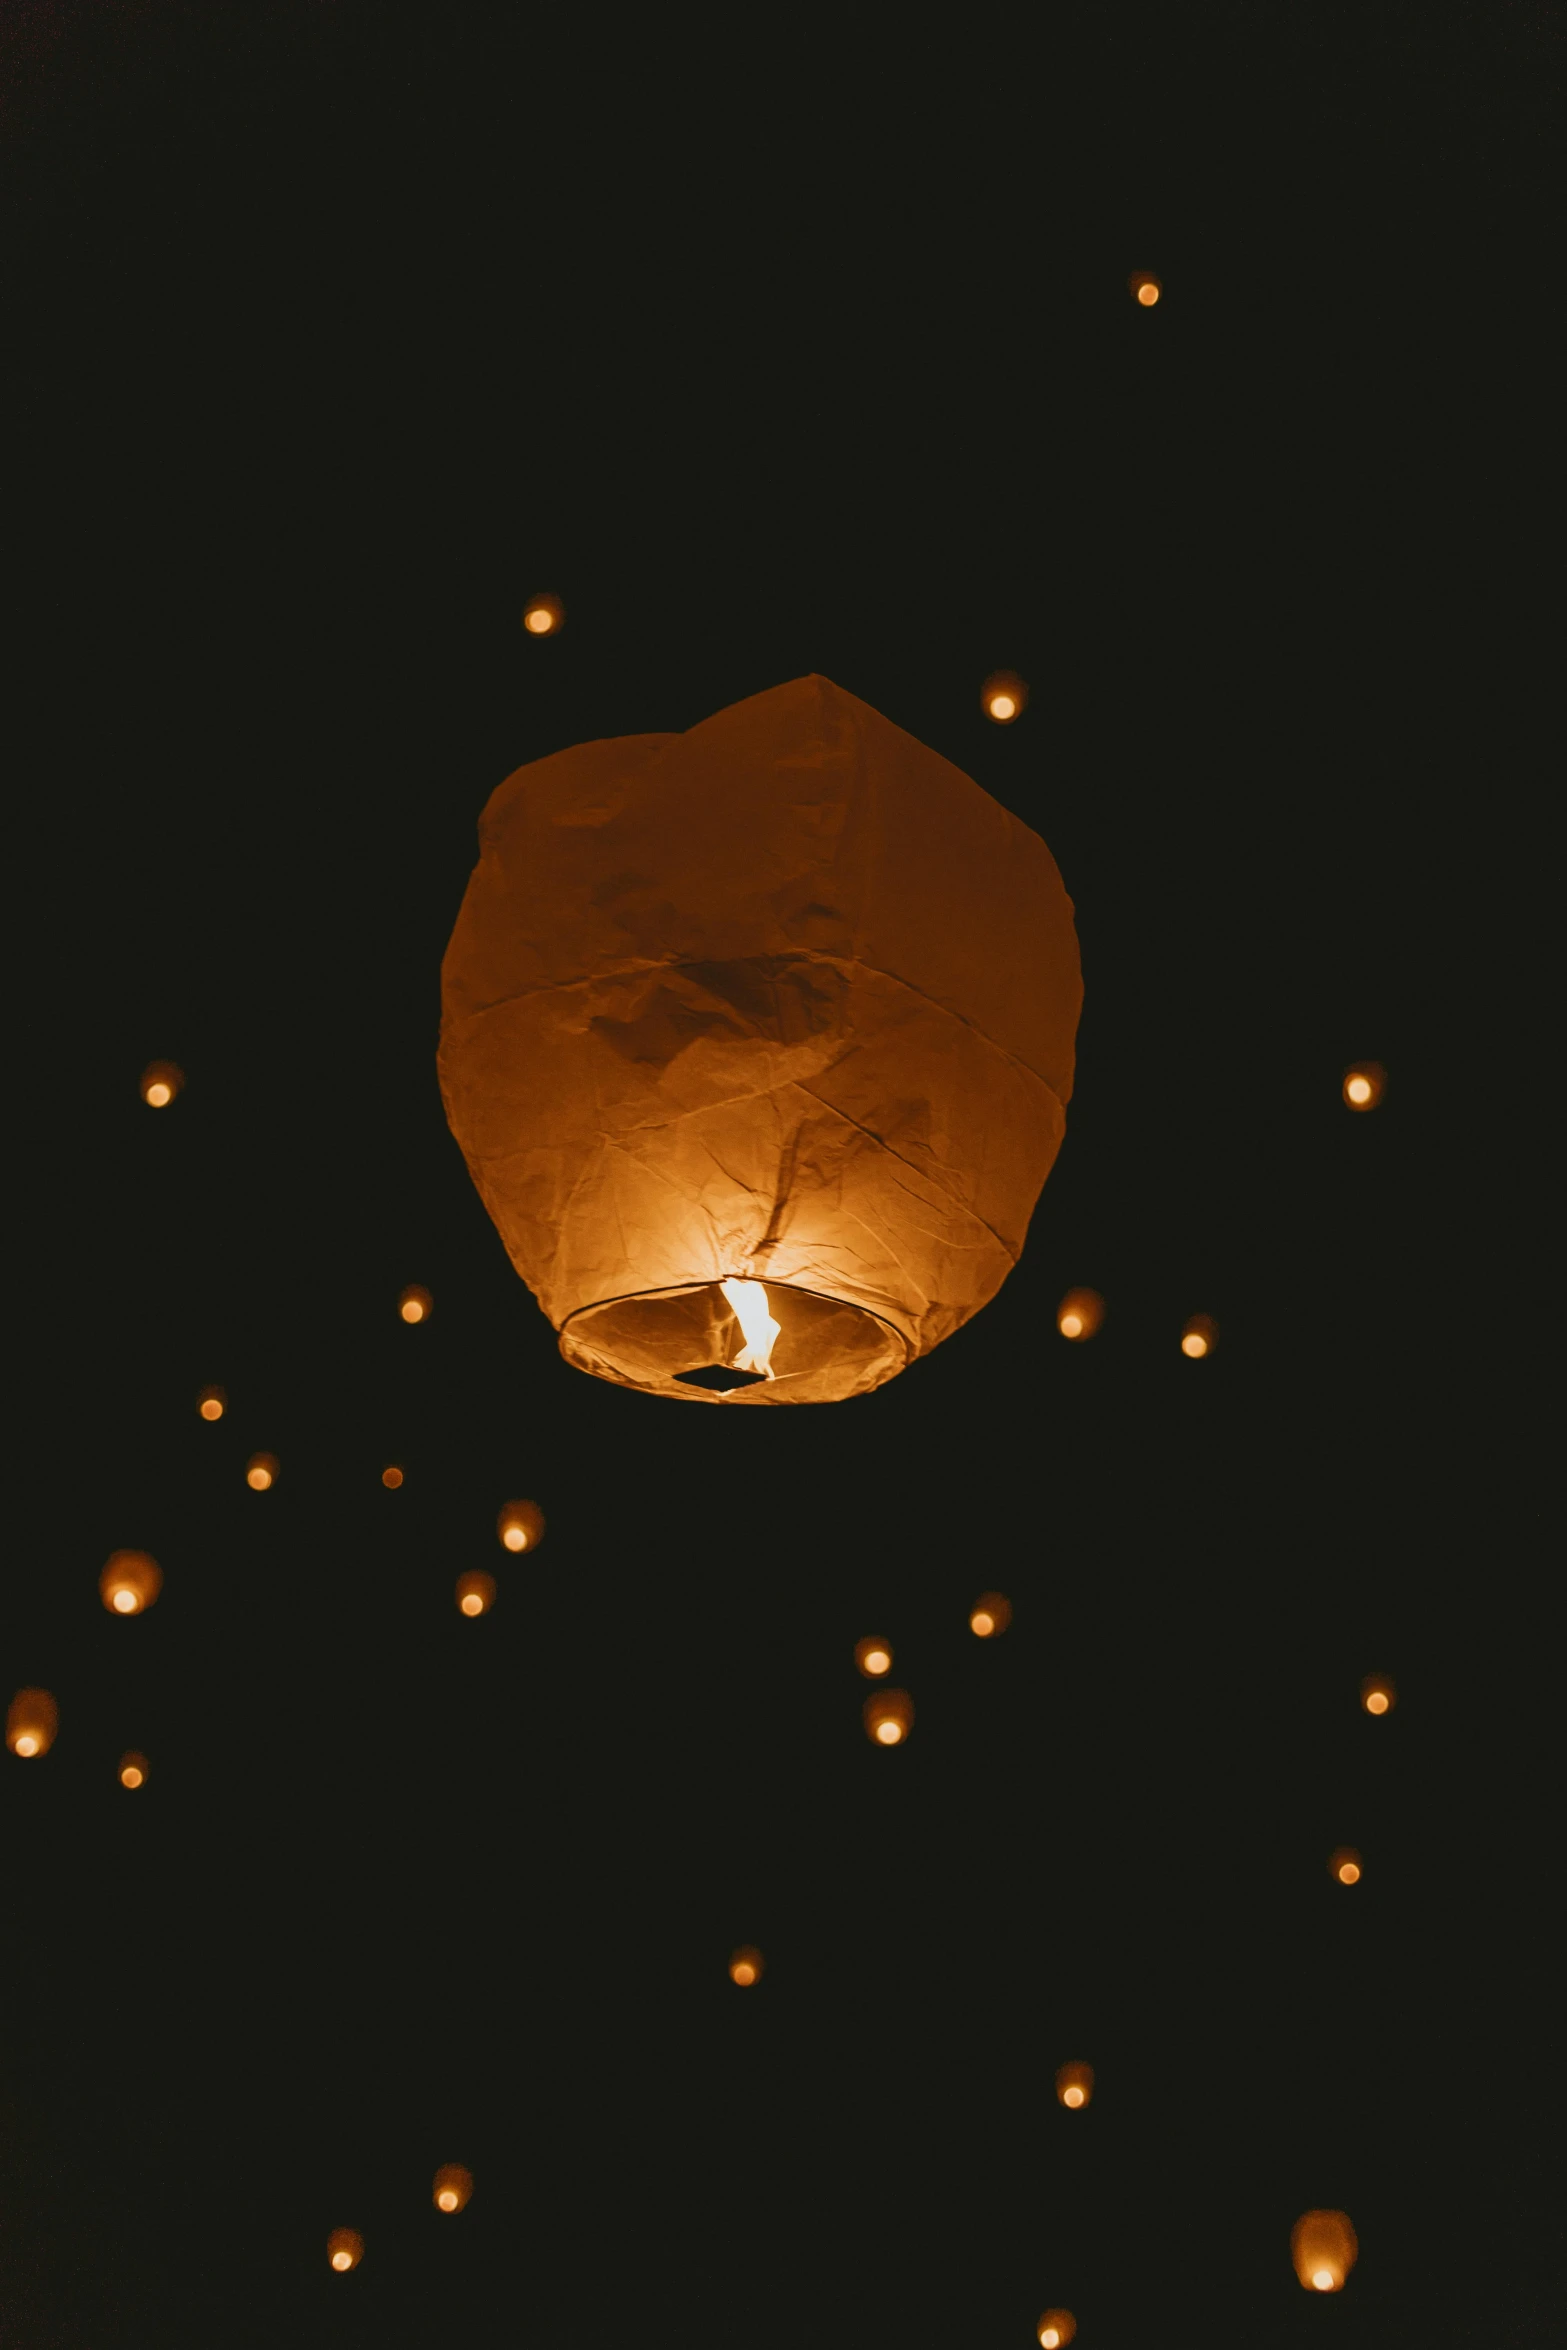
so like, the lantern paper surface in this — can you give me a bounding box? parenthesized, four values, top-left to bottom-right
(440, 676, 1082, 1404)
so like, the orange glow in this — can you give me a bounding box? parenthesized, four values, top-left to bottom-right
(970, 1590, 1012, 1639)
(1361, 1674, 1395, 1716)
(865, 1688, 914, 1747)
(197, 1386, 226, 1421)
(854, 1636, 893, 1678)
(100, 1550, 162, 1617)
(1055, 2060, 1094, 2111)
(139, 1060, 183, 1108)
(1342, 1062, 1386, 1112)
(119, 1750, 149, 1789)
(327, 2227, 363, 2273)
(1129, 271, 1161, 305)
(1330, 1846, 1363, 1886)
(497, 1499, 546, 1553)
(1056, 1287, 1104, 1341)
(1291, 2209, 1357, 2293)
(729, 1945, 764, 1988)
(432, 2163, 473, 2214)
(245, 1454, 277, 1491)
(457, 1570, 496, 1618)
(382, 1466, 404, 1489)
(1037, 2315, 1076, 2349)
(981, 669, 1028, 725)
(1181, 1313, 1217, 1359)
(721, 1276, 781, 1378)
(398, 1285, 432, 1325)
(522, 593, 563, 636)
(8, 1688, 57, 1759)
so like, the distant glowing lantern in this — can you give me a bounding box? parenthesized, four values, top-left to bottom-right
(398, 1285, 432, 1324)
(864, 1688, 914, 1747)
(7, 1688, 58, 1759)
(522, 593, 563, 636)
(1360, 1675, 1395, 1716)
(1037, 2314, 1076, 2348)
(1291, 2209, 1357, 2293)
(981, 669, 1029, 724)
(969, 1591, 1012, 1638)
(497, 1499, 545, 1553)
(139, 1060, 183, 1108)
(854, 1636, 893, 1678)
(1181, 1314, 1217, 1359)
(246, 1453, 278, 1491)
(432, 2163, 473, 2214)
(1129, 271, 1161, 305)
(440, 677, 1082, 1406)
(1056, 1287, 1104, 1341)
(1055, 2061, 1094, 2111)
(1330, 1847, 1363, 1886)
(119, 1750, 149, 1789)
(100, 1550, 162, 1616)
(327, 2227, 363, 2273)
(1343, 1062, 1386, 1111)
(382, 1465, 404, 1489)
(729, 1946, 764, 1987)
(456, 1570, 496, 1617)
(197, 1385, 226, 1421)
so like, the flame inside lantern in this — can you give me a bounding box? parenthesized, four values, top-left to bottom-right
(721, 1278, 780, 1378)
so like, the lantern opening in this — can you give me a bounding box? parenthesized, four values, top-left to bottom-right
(562, 1279, 907, 1407)
(674, 1363, 769, 1393)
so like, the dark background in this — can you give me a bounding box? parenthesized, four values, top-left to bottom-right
(2, 5, 1559, 2344)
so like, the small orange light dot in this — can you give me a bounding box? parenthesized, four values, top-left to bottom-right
(988, 693, 1017, 721)
(111, 1587, 139, 1613)
(1312, 2269, 1335, 2292)
(460, 1592, 484, 1616)
(970, 1610, 995, 1638)
(1062, 2085, 1084, 2108)
(875, 1719, 903, 1745)
(732, 1962, 755, 1986)
(247, 1466, 272, 1491)
(1059, 1311, 1083, 1338)
(437, 2189, 458, 2210)
(502, 1525, 526, 1551)
(863, 1649, 889, 1674)
(1365, 1689, 1389, 1715)
(1042, 2333, 1060, 2349)
(1182, 1332, 1208, 1358)
(331, 2250, 352, 2271)
(1346, 1074, 1371, 1104)
(1338, 1861, 1360, 1884)
(382, 1466, 404, 1489)
(199, 1397, 223, 1421)
(524, 606, 555, 634)
(146, 1080, 171, 1106)
(1137, 280, 1160, 305)
(15, 1734, 38, 1757)
(401, 1299, 424, 1323)
(121, 1765, 144, 1788)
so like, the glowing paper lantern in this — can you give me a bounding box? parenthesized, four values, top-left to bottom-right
(497, 1499, 545, 1553)
(456, 1570, 496, 1618)
(99, 1550, 162, 1616)
(1343, 1062, 1386, 1111)
(246, 1453, 278, 1491)
(854, 1636, 893, 1678)
(7, 1688, 58, 1759)
(864, 1688, 914, 1747)
(981, 669, 1028, 724)
(969, 1592, 1012, 1638)
(382, 1465, 404, 1489)
(433, 2164, 473, 2214)
(139, 1060, 183, 1108)
(1037, 2314, 1076, 2348)
(119, 1750, 149, 1789)
(1360, 1674, 1396, 1716)
(729, 1946, 764, 1987)
(1128, 271, 1161, 305)
(522, 593, 563, 636)
(327, 2227, 363, 2273)
(197, 1385, 226, 1421)
(1055, 2061, 1093, 2111)
(440, 676, 1082, 1406)
(1181, 1314, 1217, 1359)
(1330, 1847, 1363, 1886)
(398, 1285, 432, 1324)
(1291, 2209, 1357, 2293)
(1056, 1288, 1104, 1341)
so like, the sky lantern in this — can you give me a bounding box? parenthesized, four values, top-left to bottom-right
(398, 1284, 432, 1324)
(1360, 1674, 1396, 1716)
(1343, 1061, 1386, 1110)
(7, 1688, 58, 1759)
(854, 1635, 893, 1678)
(327, 2227, 363, 2273)
(981, 669, 1028, 723)
(382, 1465, 404, 1489)
(197, 1385, 226, 1421)
(497, 1499, 545, 1552)
(119, 1750, 150, 1788)
(969, 1592, 1012, 1638)
(1037, 2314, 1076, 2348)
(432, 2164, 473, 2214)
(1180, 1314, 1217, 1359)
(522, 592, 563, 636)
(441, 676, 1081, 1407)
(1055, 2061, 1094, 2110)
(99, 1550, 162, 1616)
(1330, 1846, 1363, 1886)
(139, 1060, 183, 1107)
(456, 1570, 495, 1617)
(245, 1453, 278, 1491)
(1056, 1287, 1104, 1341)
(728, 1946, 764, 1987)
(864, 1688, 914, 1747)
(1128, 270, 1161, 305)
(1291, 2209, 1357, 2293)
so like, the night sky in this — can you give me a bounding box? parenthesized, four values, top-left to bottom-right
(3, 7, 1560, 2345)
